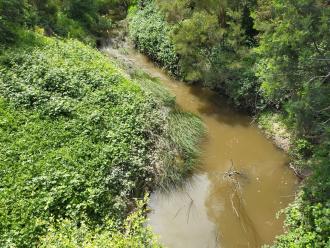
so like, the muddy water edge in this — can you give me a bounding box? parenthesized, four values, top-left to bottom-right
(104, 46, 298, 248)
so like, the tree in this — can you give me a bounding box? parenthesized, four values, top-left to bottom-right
(0, 0, 27, 43)
(254, 0, 330, 137)
(171, 10, 222, 81)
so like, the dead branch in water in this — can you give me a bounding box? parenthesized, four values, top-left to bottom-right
(231, 193, 239, 218)
(173, 207, 182, 219)
(289, 162, 306, 180)
(223, 160, 244, 192)
(225, 160, 245, 222)
(186, 198, 194, 224)
(185, 192, 194, 224)
(214, 229, 221, 248)
(223, 160, 243, 179)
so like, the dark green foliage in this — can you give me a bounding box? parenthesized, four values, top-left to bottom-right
(254, 0, 330, 116)
(0, 0, 27, 43)
(62, 0, 112, 37)
(64, 0, 98, 21)
(170, 10, 222, 82)
(129, 0, 260, 109)
(254, 1, 330, 246)
(128, 2, 180, 75)
(29, 0, 59, 32)
(0, 0, 116, 45)
(0, 38, 185, 247)
(207, 44, 260, 110)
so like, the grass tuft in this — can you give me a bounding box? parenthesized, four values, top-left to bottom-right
(156, 110, 206, 192)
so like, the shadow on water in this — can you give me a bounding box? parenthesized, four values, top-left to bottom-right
(186, 86, 251, 128)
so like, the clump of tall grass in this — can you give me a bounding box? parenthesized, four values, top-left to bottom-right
(169, 111, 205, 164)
(156, 110, 206, 191)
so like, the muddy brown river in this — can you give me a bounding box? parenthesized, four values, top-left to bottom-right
(104, 46, 298, 248)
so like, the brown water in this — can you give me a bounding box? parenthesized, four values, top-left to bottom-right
(104, 47, 298, 248)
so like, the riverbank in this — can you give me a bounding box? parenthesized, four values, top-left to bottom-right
(102, 39, 206, 191)
(257, 112, 292, 153)
(0, 31, 204, 247)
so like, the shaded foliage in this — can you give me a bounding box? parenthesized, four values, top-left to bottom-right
(254, 2, 330, 246)
(254, 0, 330, 138)
(129, 0, 260, 110)
(0, 0, 27, 43)
(128, 2, 180, 75)
(0, 0, 125, 45)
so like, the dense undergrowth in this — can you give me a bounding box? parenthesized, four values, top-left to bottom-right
(0, 0, 136, 46)
(128, 0, 330, 247)
(128, 3, 179, 76)
(39, 197, 161, 248)
(0, 31, 203, 247)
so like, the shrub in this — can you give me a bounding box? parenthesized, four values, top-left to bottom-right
(39, 197, 162, 248)
(128, 2, 180, 76)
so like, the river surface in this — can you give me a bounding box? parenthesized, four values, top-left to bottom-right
(104, 46, 298, 248)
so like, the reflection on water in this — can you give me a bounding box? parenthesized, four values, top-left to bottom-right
(104, 47, 298, 248)
(149, 175, 217, 248)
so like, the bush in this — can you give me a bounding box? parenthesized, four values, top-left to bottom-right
(39, 197, 162, 248)
(128, 1, 260, 110)
(128, 2, 180, 76)
(208, 45, 260, 110)
(0, 0, 27, 44)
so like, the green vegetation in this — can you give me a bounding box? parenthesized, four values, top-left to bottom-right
(128, 2, 179, 75)
(254, 2, 330, 245)
(159, 111, 205, 190)
(128, 0, 330, 247)
(273, 139, 330, 247)
(111, 56, 205, 191)
(129, 0, 259, 109)
(39, 197, 162, 248)
(0, 29, 203, 246)
(0, 0, 137, 45)
(1, 0, 329, 246)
